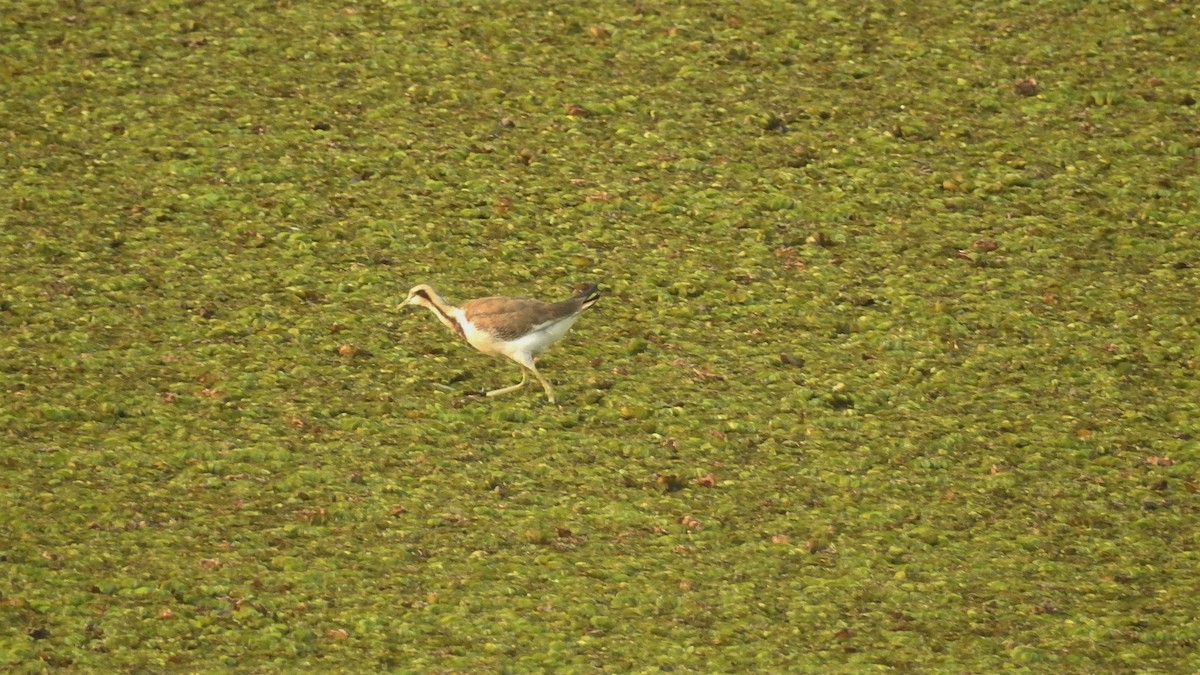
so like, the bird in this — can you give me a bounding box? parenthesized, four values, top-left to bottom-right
(403, 282, 600, 404)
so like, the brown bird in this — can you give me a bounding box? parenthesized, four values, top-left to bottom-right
(403, 283, 600, 403)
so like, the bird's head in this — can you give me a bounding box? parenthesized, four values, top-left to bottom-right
(403, 284, 436, 309)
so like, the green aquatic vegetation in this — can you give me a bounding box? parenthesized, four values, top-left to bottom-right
(2, 0, 1198, 670)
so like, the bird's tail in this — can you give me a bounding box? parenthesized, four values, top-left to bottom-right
(572, 282, 601, 310)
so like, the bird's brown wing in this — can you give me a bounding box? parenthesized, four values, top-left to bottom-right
(463, 296, 583, 341)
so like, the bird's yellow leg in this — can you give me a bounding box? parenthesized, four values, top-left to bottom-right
(527, 363, 556, 404)
(486, 368, 528, 398)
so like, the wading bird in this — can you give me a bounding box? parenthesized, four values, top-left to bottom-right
(403, 283, 600, 404)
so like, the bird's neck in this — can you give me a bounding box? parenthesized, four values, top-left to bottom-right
(421, 289, 466, 339)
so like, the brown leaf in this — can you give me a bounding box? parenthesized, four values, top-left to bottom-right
(158, 608, 174, 620)
(565, 103, 590, 117)
(199, 558, 222, 570)
(337, 343, 356, 357)
(695, 473, 717, 488)
(691, 366, 724, 381)
(771, 534, 791, 545)
(588, 24, 611, 39)
(1014, 78, 1039, 96)
(679, 515, 702, 529)
(972, 238, 1000, 252)
(1146, 456, 1174, 466)
(326, 628, 350, 639)
(297, 508, 328, 523)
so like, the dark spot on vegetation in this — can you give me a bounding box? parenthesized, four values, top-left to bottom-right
(806, 231, 833, 247)
(311, 121, 331, 131)
(657, 474, 686, 493)
(762, 112, 788, 132)
(828, 394, 855, 410)
(779, 354, 805, 368)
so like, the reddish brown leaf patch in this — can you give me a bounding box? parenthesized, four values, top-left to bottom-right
(1014, 78, 1039, 96)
